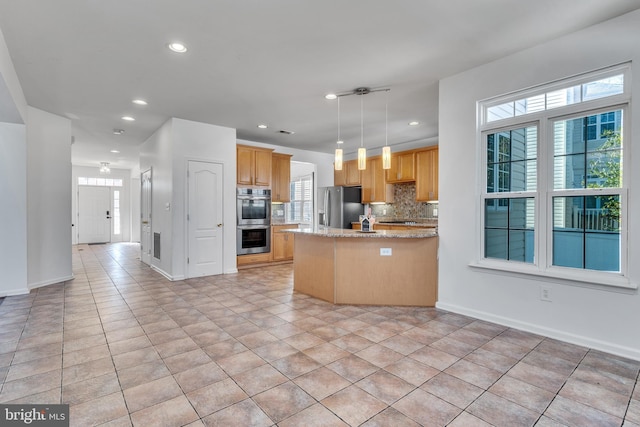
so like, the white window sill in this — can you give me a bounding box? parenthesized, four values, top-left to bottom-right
(468, 260, 637, 291)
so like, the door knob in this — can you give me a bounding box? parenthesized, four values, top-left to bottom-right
(217, 223, 223, 227)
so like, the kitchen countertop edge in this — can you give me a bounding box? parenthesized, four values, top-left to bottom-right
(288, 227, 437, 239)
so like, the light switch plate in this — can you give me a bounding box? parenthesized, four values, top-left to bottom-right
(380, 248, 392, 256)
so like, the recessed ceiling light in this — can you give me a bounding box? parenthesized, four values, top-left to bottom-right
(337, 140, 344, 144)
(121, 116, 135, 121)
(110, 150, 120, 153)
(113, 129, 125, 135)
(325, 93, 337, 100)
(168, 42, 187, 53)
(132, 99, 148, 106)
(257, 124, 268, 129)
(408, 121, 420, 126)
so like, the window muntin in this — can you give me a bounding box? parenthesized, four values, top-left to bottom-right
(553, 109, 623, 190)
(552, 195, 620, 271)
(486, 126, 537, 193)
(485, 197, 535, 263)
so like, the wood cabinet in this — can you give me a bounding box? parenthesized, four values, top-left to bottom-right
(272, 224, 298, 261)
(237, 144, 273, 187)
(361, 156, 394, 204)
(272, 153, 292, 202)
(386, 152, 415, 183)
(334, 159, 361, 187)
(416, 147, 438, 201)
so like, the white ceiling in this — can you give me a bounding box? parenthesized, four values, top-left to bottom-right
(1, 0, 639, 171)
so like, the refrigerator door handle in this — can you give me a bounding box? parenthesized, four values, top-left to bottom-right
(325, 190, 331, 227)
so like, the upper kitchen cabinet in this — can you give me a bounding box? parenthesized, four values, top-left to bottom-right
(386, 151, 415, 183)
(416, 147, 438, 201)
(361, 156, 394, 204)
(237, 144, 273, 187)
(334, 159, 361, 187)
(272, 153, 292, 202)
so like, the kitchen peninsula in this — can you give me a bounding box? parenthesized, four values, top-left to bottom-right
(289, 228, 438, 306)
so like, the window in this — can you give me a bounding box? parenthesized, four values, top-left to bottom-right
(287, 174, 313, 224)
(78, 177, 123, 187)
(479, 64, 629, 284)
(113, 190, 121, 235)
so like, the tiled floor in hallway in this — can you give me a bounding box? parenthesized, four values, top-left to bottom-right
(0, 243, 639, 426)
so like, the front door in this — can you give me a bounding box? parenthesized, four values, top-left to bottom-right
(187, 161, 223, 278)
(141, 169, 152, 265)
(78, 186, 111, 244)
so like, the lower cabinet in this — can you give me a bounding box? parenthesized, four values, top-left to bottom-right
(272, 224, 298, 261)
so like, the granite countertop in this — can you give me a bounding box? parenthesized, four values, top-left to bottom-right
(288, 227, 437, 239)
(271, 222, 301, 226)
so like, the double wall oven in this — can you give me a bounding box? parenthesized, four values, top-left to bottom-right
(237, 188, 271, 255)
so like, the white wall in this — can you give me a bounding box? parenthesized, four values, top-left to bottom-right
(140, 118, 237, 279)
(131, 176, 140, 242)
(438, 10, 640, 360)
(71, 165, 133, 244)
(140, 119, 174, 278)
(171, 118, 237, 278)
(0, 123, 27, 296)
(26, 107, 73, 289)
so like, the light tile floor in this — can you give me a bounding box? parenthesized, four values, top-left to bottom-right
(1, 243, 639, 427)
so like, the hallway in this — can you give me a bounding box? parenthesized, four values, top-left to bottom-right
(0, 243, 638, 426)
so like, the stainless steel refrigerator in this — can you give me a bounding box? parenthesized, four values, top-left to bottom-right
(318, 186, 364, 229)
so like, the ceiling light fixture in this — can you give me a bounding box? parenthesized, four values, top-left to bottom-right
(110, 150, 120, 153)
(168, 42, 187, 53)
(99, 162, 111, 175)
(121, 116, 135, 121)
(132, 99, 148, 106)
(408, 121, 420, 126)
(257, 124, 268, 129)
(327, 86, 391, 172)
(334, 97, 343, 171)
(113, 129, 124, 135)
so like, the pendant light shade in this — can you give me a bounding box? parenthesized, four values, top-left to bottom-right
(99, 162, 111, 175)
(335, 148, 343, 170)
(358, 147, 367, 170)
(334, 97, 343, 171)
(382, 90, 391, 170)
(382, 146, 391, 169)
(357, 95, 366, 170)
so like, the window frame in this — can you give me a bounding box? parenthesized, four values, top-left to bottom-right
(475, 64, 633, 289)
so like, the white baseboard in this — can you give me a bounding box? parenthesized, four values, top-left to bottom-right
(436, 301, 640, 362)
(0, 287, 30, 297)
(150, 265, 185, 282)
(28, 275, 74, 291)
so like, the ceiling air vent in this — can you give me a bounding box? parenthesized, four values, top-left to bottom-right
(277, 129, 295, 135)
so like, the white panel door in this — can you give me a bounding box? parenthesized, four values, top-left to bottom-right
(78, 186, 111, 244)
(141, 169, 152, 265)
(188, 161, 223, 278)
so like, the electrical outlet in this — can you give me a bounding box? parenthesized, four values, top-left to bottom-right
(380, 248, 392, 256)
(540, 285, 552, 302)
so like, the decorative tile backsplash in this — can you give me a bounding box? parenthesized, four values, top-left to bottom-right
(369, 183, 438, 219)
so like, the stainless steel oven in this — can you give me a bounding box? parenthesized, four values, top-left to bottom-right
(237, 188, 271, 226)
(237, 225, 271, 255)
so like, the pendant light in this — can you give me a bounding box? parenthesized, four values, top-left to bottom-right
(357, 95, 366, 170)
(382, 90, 391, 169)
(334, 97, 344, 171)
(99, 162, 111, 175)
